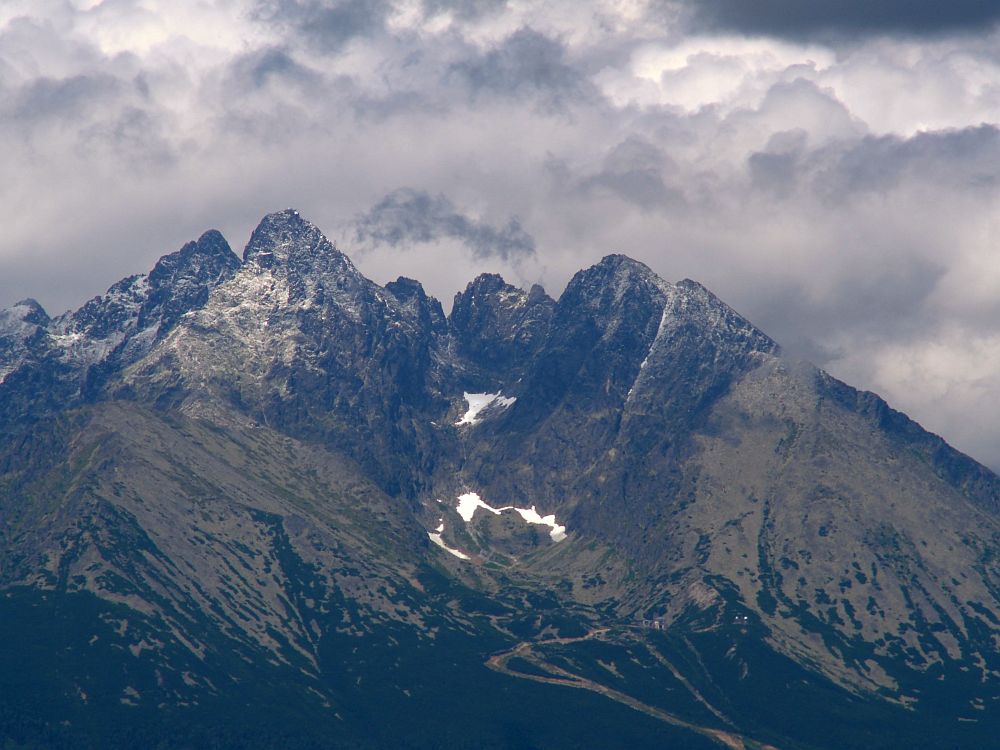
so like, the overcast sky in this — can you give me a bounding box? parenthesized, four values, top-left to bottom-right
(4, 0, 1000, 468)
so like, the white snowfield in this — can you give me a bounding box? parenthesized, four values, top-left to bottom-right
(456, 492, 567, 542)
(427, 532, 470, 560)
(427, 518, 472, 560)
(455, 392, 516, 425)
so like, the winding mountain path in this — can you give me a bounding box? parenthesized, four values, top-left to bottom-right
(486, 628, 782, 750)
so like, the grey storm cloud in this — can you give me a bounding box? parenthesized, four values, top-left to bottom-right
(816, 125, 1000, 196)
(78, 107, 177, 169)
(677, 0, 1000, 38)
(355, 189, 536, 260)
(448, 28, 597, 109)
(11, 74, 122, 122)
(745, 124, 1000, 207)
(423, 0, 509, 21)
(253, 0, 391, 52)
(228, 47, 324, 90)
(3, 67, 174, 168)
(583, 136, 685, 211)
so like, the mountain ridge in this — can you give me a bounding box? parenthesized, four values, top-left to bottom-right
(1, 209, 998, 749)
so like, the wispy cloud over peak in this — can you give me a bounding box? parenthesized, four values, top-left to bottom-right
(355, 188, 536, 260)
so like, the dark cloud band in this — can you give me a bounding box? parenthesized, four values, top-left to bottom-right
(448, 28, 597, 110)
(355, 188, 536, 260)
(679, 0, 1000, 39)
(253, 0, 390, 52)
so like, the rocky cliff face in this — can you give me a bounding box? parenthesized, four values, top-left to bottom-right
(121, 209, 452, 497)
(0, 230, 241, 425)
(450, 272, 555, 387)
(1, 210, 998, 750)
(0, 298, 49, 384)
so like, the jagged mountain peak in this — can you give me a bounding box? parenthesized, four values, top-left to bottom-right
(450, 271, 555, 384)
(147, 229, 240, 289)
(555, 256, 776, 358)
(0, 228, 246, 409)
(152, 229, 237, 273)
(582, 252, 663, 287)
(498, 252, 777, 447)
(54, 230, 245, 357)
(243, 208, 341, 268)
(6, 298, 49, 325)
(0, 299, 51, 385)
(124, 213, 451, 494)
(526, 282, 550, 304)
(385, 277, 447, 334)
(458, 271, 513, 295)
(596, 252, 656, 273)
(57, 273, 149, 342)
(453, 273, 555, 311)
(453, 272, 529, 311)
(556, 253, 670, 328)
(142, 230, 242, 331)
(385, 276, 432, 304)
(236, 209, 373, 312)
(5, 212, 1000, 750)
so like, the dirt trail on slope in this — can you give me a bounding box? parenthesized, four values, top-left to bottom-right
(485, 629, 782, 750)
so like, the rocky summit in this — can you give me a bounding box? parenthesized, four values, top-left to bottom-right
(1, 210, 999, 750)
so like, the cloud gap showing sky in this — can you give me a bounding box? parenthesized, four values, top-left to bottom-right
(4, 0, 1000, 469)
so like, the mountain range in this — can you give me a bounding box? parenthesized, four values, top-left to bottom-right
(1, 209, 998, 749)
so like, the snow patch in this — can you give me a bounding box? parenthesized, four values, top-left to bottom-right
(514, 506, 568, 542)
(456, 392, 516, 425)
(455, 492, 567, 542)
(427, 532, 470, 560)
(457, 492, 500, 522)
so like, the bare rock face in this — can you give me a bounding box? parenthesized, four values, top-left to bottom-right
(450, 272, 555, 386)
(0, 228, 242, 423)
(2, 209, 999, 750)
(0, 298, 49, 384)
(141, 229, 243, 333)
(123, 209, 452, 496)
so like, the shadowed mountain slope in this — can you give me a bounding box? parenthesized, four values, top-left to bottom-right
(1, 210, 998, 749)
